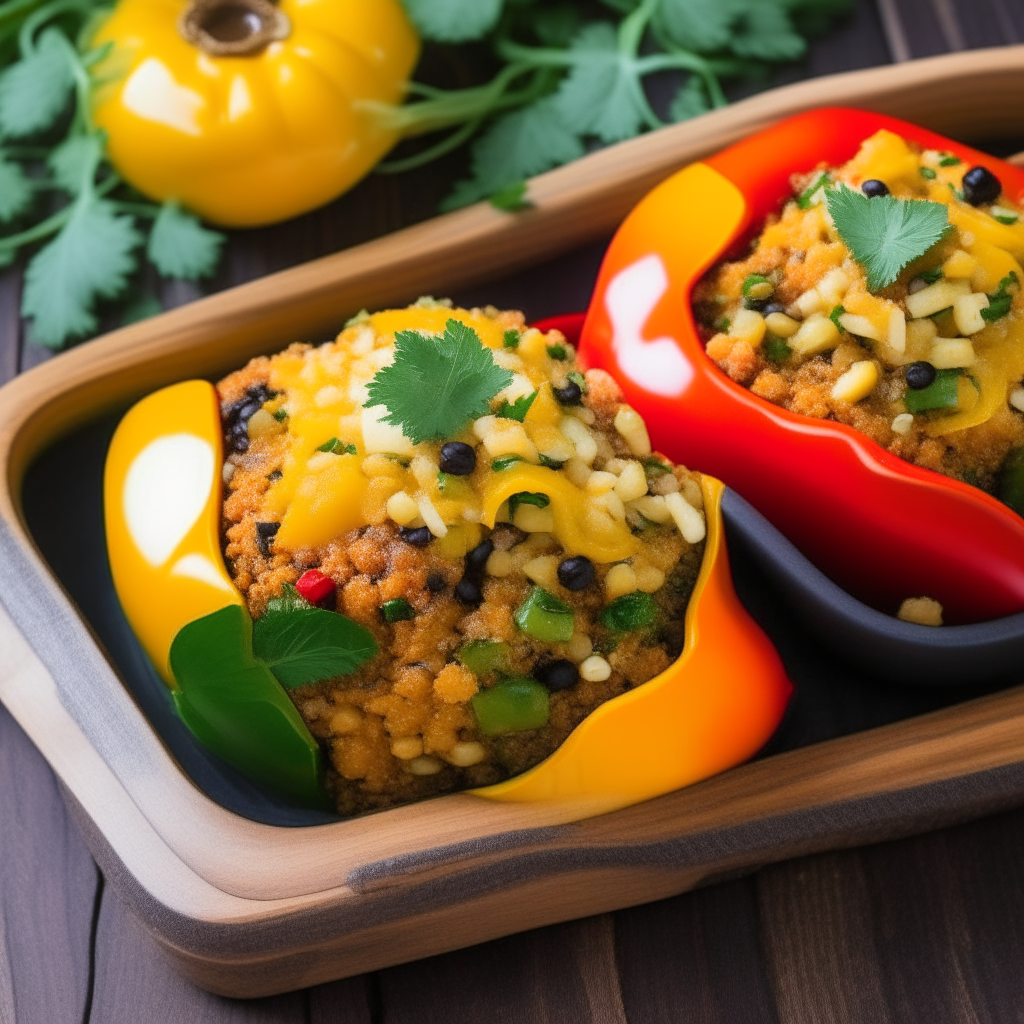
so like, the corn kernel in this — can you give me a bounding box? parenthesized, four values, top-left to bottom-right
(585, 471, 618, 495)
(561, 416, 598, 463)
(906, 278, 971, 319)
(605, 563, 637, 600)
(887, 307, 907, 355)
(483, 421, 538, 462)
(485, 550, 512, 577)
(523, 554, 560, 591)
(629, 495, 672, 524)
(417, 494, 448, 538)
(446, 741, 486, 767)
(665, 491, 706, 543)
(565, 632, 593, 663)
(930, 338, 976, 369)
(764, 311, 800, 337)
(329, 706, 363, 736)
(564, 456, 592, 488)
(790, 313, 841, 356)
(598, 490, 626, 521)
(635, 565, 666, 593)
(817, 268, 851, 306)
(579, 655, 612, 682)
(386, 490, 420, 526)
(831, 360, 879, 404)
(891, 413, 914, 435)
(391, 737, 424, 760)
(728, 308, 766, 347)
(943, 249, 978, 278)
(246, 408, 283, 441)
(613, 407, 651, 456)
(837, 313, 882, 341)
(406, 756, 443, 776)
(953, 293, 990, 335)
(614, 461, 648, 502)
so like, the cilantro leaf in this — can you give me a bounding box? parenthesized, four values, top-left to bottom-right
(442, 99, 583, 211)
(489, 180, 531, 211)
(22, 197, 142, 347)
(654, 0, 735, 52)
(552, 23, 647, 144)
(826, 186, 950, 292)
(400, 0, 503, 42)
(497, 391, 537, 421)
(729, 1, 806, 60)
(147, 201, 224, 280)
(252, 607, 377, 689)
(0, 153, 32, 222)
(47, 134, 100, 195)
(0, 28, 75, 139)
(364, 318, 513, 444)
(669, 76, 710, 122)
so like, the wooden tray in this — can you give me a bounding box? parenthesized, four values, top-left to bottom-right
(4, 47, 1024, 999)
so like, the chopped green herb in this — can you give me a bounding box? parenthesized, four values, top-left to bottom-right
(380, 598, 416, 623)
(385, 453, 411, 467)
(514, 587, 574, 642)
(600, 591, 658, 632)
(829, 304, 846, 332)
(920, 167, 937, 180)
(546, 344, 567, 360)
(826, 186, 950, 291)
(497, 391, 537, 421)
(317, 437, 357, 455)
(939, 155, 961, 167)
(981, 272, 1019, 323)
(640, 456, 671, 477)
(364, 319, 513, 444)
(920, 267, 943, 285)
(491, 455, 525, 471)
(797, 172, 830, 209)
(272, 408, 288, 421)
(764, 336, 793, 363)
(503, 329, 521, 349)
(947, 182, 964, 201)
(993, 211, 1020, 225)
(538, 454, 565, 469)
(508, 491, 550, 519)
(489, 180, 531, 211)
(714, 316, 731, 332)
(566, 370, 588, 393)
(741, 273, 772, 298)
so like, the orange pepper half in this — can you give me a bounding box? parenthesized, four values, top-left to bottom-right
(578, 108, 1024, 624)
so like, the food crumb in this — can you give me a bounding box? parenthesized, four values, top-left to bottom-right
(897, 596, 944, 626)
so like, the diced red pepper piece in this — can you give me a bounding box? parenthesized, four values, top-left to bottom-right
(295, 569, 336, 604)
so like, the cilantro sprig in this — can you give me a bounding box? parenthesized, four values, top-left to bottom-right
(826, 186, 950, 292)
(0, 0, 224, 347)
(364, 319, 513, 444)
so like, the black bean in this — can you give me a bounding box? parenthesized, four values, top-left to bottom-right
(962, 166, 1001, 206)
(426, 571, 446, 593)
(246, 383, 277, 405)
(399, 526, 432, 547)
(439, 441, 476, 475)
(553, 381, 583, 406)
(535, 659, 578, 692)
(905, 361, 937, 390)
(465, 540, 494, 574)
(266, 469, 283, 481)
(861, 179, 890, 198)
(227, 421, 250, 453)
(455, 577, 483, 604)
(557, 555, 595, 591)
(761, 303, 786, 316)
(255, 522, 280, 558)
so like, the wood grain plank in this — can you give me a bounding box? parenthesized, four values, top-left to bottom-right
(307, 977, 373, 1024)
(616, 878, 779, 1024)
(0, 703, 98, 1024)
(376, 915, 624, 1024)
(89, 885, 308, 1024)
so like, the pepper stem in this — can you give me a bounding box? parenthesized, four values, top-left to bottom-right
(178, 0, 289, 57)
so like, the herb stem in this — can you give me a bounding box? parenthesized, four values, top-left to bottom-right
(18, 0, 93, 56)
(376, 118, 483, 174)
(618, 0, 659, 56)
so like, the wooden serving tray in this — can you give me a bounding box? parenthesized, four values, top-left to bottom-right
(3, 47, 1024, 998)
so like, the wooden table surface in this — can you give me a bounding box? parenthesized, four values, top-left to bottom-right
(5, 1, 1024, 1020)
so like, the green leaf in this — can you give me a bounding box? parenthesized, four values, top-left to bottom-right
(497, 390, 537, 421)
(826, 186, 950, 292)
(168, 605, 324, 806)
(489, 180, 531, 212)
(508, 490, 550, 518)
(729, 1, 806, 60)
(442, 99, 584, 211)
(364, 318, 513, 444)
(552, 23, 647, 144)
(669, 76, 710, 122)
(147, 201, 224, 280)
(48, 134, 100, 195)
(600, 591, 657, 631)
(252, 608, 377, 689)
(0, 153, 32, 222)
(22, 198, 142, 347)
(266, 582, 311, 614)
(401, 0, 503, 42)
(531, 4, 584, 46)
(119, 292, 162, 326)
(492, 455, 524, 471)
(316, 437, 357, 455)
(0, 28, 75, 139)
(655, 0, 735, 52)
(829, 304, 846, 332)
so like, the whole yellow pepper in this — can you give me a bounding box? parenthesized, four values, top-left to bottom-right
(91, 0, 420, 227)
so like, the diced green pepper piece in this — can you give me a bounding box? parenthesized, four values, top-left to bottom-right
(939, 155, 961, 167)
(472, 678, 550, 735)
(903, 368, 962, 414)
(920, 167, 937, 180)
(381, 598, 416, 623)
(764, 336, 792, 363)
(600, 591, 658, 632)
(514, 587, 574, 642)
(797, 172, 830, 209)
(999, 447, 1024, 517)
(641, 456, 671, 478)
(459, 640, 512, 676)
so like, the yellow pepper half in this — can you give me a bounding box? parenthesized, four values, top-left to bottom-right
(91, 0, 420, 227)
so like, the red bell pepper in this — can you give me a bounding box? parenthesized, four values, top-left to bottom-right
(574, 107, 1024, 623)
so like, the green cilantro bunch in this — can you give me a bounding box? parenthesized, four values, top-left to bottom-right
(388, 0, 852, 209)
(0, 0, 224, 348)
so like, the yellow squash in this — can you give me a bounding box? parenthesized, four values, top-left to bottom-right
(91, 0, 420, 227)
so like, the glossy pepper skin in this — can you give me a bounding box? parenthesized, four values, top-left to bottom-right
(91, 0, 420, 227)
(578, 108, 1024, 624)
(106, 382, 791, 817)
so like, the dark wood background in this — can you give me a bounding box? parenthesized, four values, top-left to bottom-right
(5, 1, 1024, 1020)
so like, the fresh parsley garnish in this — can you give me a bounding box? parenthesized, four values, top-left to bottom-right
(364, 319, 512, 444)
(317, 437, 357, 455)
(826, 186, 950, 291)
(546, 344, 568, 360)
(981, 272, 1019, 323)
(497, 391, 537, 421)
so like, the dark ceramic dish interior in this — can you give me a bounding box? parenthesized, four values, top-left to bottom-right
(18, 237, 1024, 827)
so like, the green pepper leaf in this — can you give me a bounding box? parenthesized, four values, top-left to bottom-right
(169, 605, 324, 806)
(252, 608, 377, 689)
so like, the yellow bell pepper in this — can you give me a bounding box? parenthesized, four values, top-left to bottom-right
(91, 0, 420, 227)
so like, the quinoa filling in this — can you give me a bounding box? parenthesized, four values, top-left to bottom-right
(217, 300, 707, 816)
